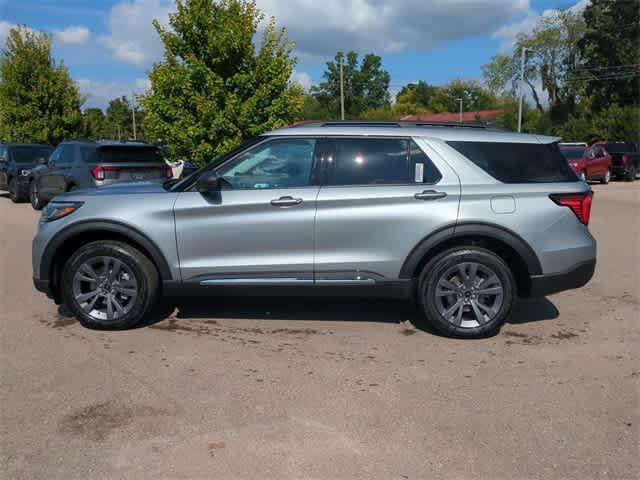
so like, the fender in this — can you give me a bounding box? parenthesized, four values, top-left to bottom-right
(39, 219, 173, 282)
(399, 221, 542, 278)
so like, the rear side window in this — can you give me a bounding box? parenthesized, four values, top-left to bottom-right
(323, 138, 441, 186)
(447, 141, 577, 183)
(97, 146, 163, 163)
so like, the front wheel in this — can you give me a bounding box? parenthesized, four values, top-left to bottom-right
(29, 180, 47, 210)
(416, 247, 517, 338)
(61, 241, 159, 330)
(600, 168, 611, 184)
(9, 178, 23, 203)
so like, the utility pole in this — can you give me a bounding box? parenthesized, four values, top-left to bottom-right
(517, 47, 528, 133)
(131, 92, 137, 141)
(457, 98, 463, 122)
(339, 55, 345, 120)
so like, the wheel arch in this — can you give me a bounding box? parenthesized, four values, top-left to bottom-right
(399, 222, 542, 296)
(41, 220, 173, 301)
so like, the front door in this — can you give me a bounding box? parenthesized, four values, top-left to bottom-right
(174, 137, 320, 284)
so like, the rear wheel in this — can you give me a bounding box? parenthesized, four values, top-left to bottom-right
(600, 168, 611, 184)
(626, 165, 637, 182)
(416, 247, 516, 338)
(61, 241, 159, 330)
(29, 180, 46, 210)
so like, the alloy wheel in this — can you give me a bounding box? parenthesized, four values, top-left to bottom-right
(72, 256, 139, 322)
(434, 262, 504, 328)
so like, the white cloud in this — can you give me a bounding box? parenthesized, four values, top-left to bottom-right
(53, 26, 90, 46)
(291, 71, 313, 90)
(100, 0, 172, 66)
(493, 0, 590, 50)
(78, 78, 151, 110)
(100, 0, 532, 67)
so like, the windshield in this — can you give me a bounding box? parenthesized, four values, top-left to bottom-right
(167, 136, 263, 191)
(560, 148, 586, 160)
(11, 146, 53, 165)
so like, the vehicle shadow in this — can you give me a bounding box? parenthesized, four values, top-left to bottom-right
(138, 295, 560, 334)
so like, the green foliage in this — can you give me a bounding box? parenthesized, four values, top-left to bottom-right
(396, 81, 438, 109)
(80, 108, 106, 140)
(557, 105, 640, 142)
(0, 25, 81, 144)
(427, 79, 499, 113)
(310, 51, 391, 118)
(141, 0, 303, 166)
(579, 0, 640, 110)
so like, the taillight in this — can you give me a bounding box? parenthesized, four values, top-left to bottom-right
(550, 192, 593, 225)
(91, 165, 118, 180)
(622, 155, 629, 163)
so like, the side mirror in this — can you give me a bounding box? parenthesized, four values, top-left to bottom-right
(196, 171, 222, 192)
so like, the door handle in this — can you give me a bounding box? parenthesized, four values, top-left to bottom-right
(270, 196, 303, 207)
(414, 190, 447, 201)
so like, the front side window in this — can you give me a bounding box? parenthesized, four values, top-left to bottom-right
(218, 138, 316, 190)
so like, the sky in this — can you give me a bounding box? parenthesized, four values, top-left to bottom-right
(0, 0, 588, 110)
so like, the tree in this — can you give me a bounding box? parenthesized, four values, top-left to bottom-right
(310, 51, 391, 118)
(81, 108, 106, 139)
(0, 25, 81, 144)
(482, 9, 586, 118)
(396, 81, 438, 109)
(141, 0, 303, 166)
(579, 0, 640, 110)
(105, 96, 134, 140)
(427, 80, 499, 113)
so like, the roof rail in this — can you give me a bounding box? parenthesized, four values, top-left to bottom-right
(301, 120, 509, 131)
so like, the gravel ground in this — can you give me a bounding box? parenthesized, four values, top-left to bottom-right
(1, 182, 638, 480)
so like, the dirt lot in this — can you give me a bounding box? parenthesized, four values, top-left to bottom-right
(1, 183, 638, 480)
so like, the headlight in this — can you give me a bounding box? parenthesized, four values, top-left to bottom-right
(21, 169, 31, 176)
(41, 202, 84, 222)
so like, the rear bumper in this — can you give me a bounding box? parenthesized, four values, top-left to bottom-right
(529, 259, 596, 297)
(612, 164, 632, 176)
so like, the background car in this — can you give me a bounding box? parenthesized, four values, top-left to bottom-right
(559, 144, 611, 183)
(593, 141, 639, 181)
(0, 143, 54, 203)
(28, 140, 172, 210)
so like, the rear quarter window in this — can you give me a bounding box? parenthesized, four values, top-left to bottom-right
(447, 141, 578, 183)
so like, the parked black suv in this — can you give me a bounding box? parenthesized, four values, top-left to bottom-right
(0, 143, 53, 203)
(598, 141, 639, 181)
(29, 140, 172, 210)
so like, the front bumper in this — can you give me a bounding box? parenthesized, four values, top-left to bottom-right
(529, 259, 596, 297)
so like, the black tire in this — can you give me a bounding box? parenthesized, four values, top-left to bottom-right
(8, 178, 24, 203)
(600, 168, 611, 184)
(626, 165, 637, 182)
(29, 180, 47, 210)
(416, 247, 517, 338)
(61, 241, 159, 330)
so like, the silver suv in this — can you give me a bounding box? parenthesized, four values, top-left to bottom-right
(32, 122, 596, 338)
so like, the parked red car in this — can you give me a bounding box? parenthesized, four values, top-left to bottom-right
(559, 144, 612, 184)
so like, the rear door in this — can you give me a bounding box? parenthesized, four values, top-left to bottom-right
(38, 146, 71, 198)
(174, 137, 320, 283)
(314, 137, 460, 282)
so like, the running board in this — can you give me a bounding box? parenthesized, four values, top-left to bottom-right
(199, 278, 376, 286)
